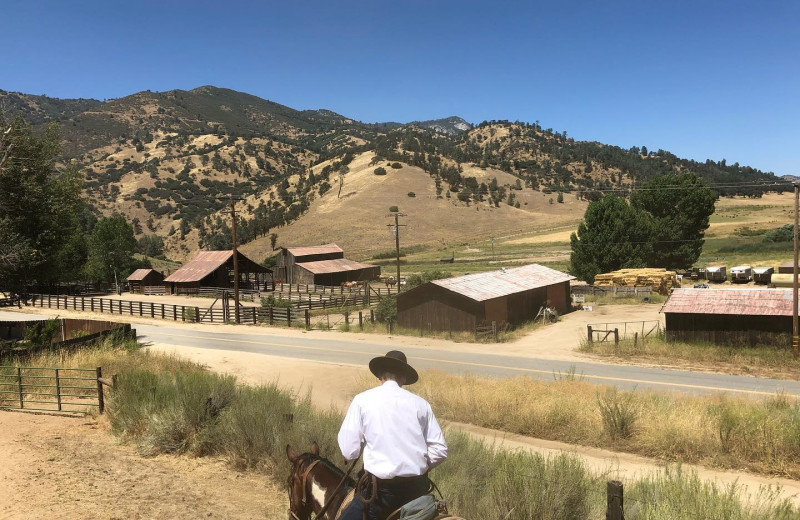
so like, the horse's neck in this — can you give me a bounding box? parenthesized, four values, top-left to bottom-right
(308, 463, 352, 518)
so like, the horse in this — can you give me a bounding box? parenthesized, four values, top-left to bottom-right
(286, 442, 466, 520)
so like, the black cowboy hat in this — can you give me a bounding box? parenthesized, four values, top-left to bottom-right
(369, 350, 419, 384)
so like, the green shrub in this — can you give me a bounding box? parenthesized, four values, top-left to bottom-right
(391, 162, 402, 169)
(261, 295, 292, 309)
(597, 387, 639, 440)
(763, 224, 793, 243)
(374, 295, 397, 322)
(407, 192, 416, 198)
(389, 205, 399, 213)
(373, 167, 387, 176)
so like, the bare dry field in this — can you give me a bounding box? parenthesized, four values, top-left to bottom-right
(0, 412, 287, 520)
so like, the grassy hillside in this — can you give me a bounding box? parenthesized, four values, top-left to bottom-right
(0, 86, 782, 264)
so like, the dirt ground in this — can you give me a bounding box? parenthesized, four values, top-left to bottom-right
(0, 411, 288, 520)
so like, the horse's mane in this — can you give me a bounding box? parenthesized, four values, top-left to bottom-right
(298, 452, 354, 486)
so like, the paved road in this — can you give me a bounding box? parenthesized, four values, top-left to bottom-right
(136, 323, 800, 398)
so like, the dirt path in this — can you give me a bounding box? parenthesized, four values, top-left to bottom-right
(0, 411, 287, 519)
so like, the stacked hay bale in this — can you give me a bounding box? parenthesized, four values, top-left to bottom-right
(593, 268, 680, 295)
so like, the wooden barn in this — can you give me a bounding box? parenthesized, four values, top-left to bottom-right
(397, 264, 574, 333)
(292, 258, 380, 286)
(274, 244, 344, 284)
(163, 251, 270, 295)
(126, 269, 165, 294)
(663, 288, 793, 346)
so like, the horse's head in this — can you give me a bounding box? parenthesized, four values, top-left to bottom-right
(286, 441, 319, 520)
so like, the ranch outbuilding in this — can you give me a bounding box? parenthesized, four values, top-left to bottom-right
(663, 288, 793, 346)
(126, 269, 165, 294)
(163, 250, 271, 295)
(396, 264, 574, 333)
(274, 244, 380, 285)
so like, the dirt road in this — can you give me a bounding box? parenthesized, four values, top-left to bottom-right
(0, 411, 287, 519)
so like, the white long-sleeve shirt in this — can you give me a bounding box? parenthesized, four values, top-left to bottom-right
(337, 381, 448, 479)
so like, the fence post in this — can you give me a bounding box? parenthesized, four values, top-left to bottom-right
(173, 305, 178, 321)
(493, 321, 498, 343)
(81, 298, 85, 312)
(370, 309, 375, 323)
(17, 367, 23, 409)
(606, 480, 624, 520)
(345, 312, 350, 327)
(588, 325, 593, 344)
(161, 304, 165, 319)
(96, 366, 105, 414)
(269, 307, 274, 325)
(55, 368, 62, 412)
(634, 332, 638, 348)
(91, 298, 95, 312)
(305, 309, 310, 329)
(287, 309, 292, 328)
(196, 306, 201, 323)
(359, 311, 363, 329)
(252, 308, 257, 325)
(614, 328, 619, 346)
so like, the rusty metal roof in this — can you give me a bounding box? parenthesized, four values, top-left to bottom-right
(663, 288, 795, 316)
(286, 244, 343, 257)
(164, 251, 234, 283)
(431, 264, 574, 302)
(298, 258, 378, 274)
(126, 268, 157, 281)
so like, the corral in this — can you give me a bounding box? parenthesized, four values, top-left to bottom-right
(397, 264, 573, 333)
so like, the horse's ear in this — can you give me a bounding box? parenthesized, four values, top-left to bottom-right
(287, 444, 299, 462)
(310, 441, 319, 456)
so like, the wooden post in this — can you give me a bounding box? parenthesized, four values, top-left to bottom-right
(91, 298, 95, 312)
(606, 480, 624, 520)
(305, 309, 310, 329)
(359, 311, 363, 329)
(269, 307, 274, 325)
(634, 332, 638, 348)
(81, 298, 85, 312)
(345, 312, 350, 326)
(614, 328, 619, 346)
(161, 304, 165, 319)
(96, 367, 105, 414)
(173, 304, 178, 321)
(287, 309, 291, 328)
(588, 325, 593, 344)
(493, 321, 498, 343)
(370, 309, 375, 323)
(55, 368, 62, 412)
(252, 308, 257, 324)
(17, 367, 23, 409)
(99, 299, 103, 313)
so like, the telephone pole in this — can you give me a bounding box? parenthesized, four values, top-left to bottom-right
(218, 195, 245, 323)
(794, 183, 799, 360)
(387, 212, 407, 291)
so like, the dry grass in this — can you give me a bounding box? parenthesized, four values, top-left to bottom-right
(579, 336, 800, 380)
(374, 370, 800, 479)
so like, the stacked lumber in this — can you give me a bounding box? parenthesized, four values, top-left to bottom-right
(594, 268, 680, 295)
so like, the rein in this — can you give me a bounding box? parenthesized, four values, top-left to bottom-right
(315, 450, 362, 519)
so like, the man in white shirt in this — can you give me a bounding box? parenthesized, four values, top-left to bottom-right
(337, 350, 447, 520)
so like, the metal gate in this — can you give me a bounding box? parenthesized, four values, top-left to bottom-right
(0, 366, 106, 414)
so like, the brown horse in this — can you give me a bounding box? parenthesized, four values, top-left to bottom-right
(286, 443, 465, 520)
(286, 442, 356, 520)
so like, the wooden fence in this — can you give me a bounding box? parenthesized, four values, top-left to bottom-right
(588, 319, 662, 346)
(28, 294, 307, 327)
(572, 285, 653, 296)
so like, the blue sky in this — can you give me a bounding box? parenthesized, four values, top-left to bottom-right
(2, 1, 798, 175)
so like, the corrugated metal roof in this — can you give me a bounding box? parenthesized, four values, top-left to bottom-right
(164, 251, 233, 283)
(731, 265, 751, 272)
(126, 268, 156, 281)
(431, 264, 574, 302)
(753, 267, 774, 274)
(298, 258, 378, 274)
(286, 244, 343, 257)
(663, 288, 795, 316)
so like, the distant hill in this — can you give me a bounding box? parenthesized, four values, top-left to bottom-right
(0, 86, 781, 261)
(413, 116, 473, 135)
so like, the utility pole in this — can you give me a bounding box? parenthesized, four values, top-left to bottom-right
(219, 196, 245, 323)
(794, 183, 799, 360)
(387, 212, 407, 291)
